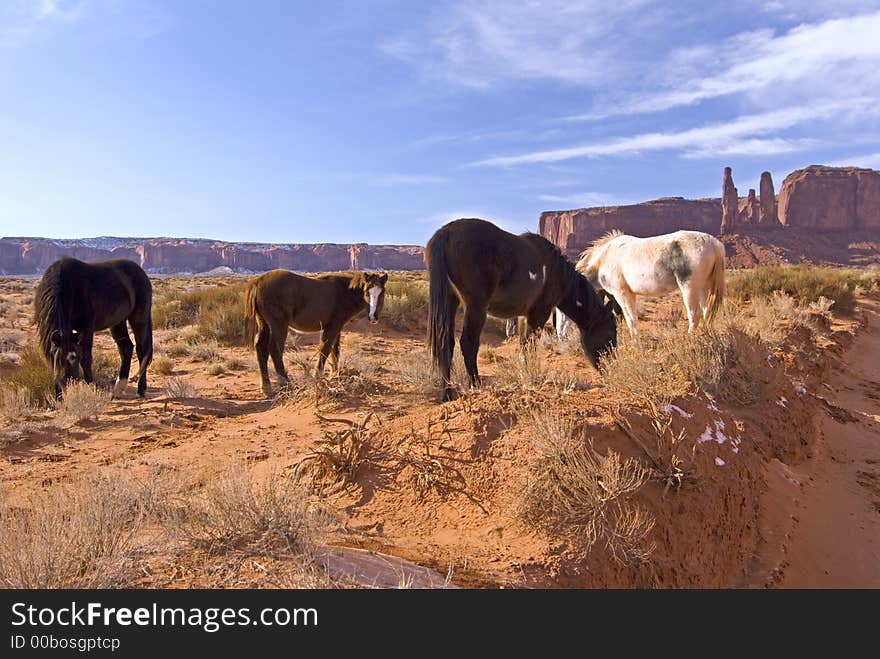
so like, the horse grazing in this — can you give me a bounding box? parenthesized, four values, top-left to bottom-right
(575, 229, 725, 335)
(244, 270, 388, 397)
(426, 218, 618, 402)
(34, 257, 153, 398)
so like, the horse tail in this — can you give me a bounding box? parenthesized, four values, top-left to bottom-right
(426, 230, 454, 374)
(243, 278, 262, 347)
(704, 240, 726, 324)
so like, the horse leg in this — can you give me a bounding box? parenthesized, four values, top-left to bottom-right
(78, 328, 95, 384)
(616, 289, 639, 337)
(328, 333, 342, 373)
(110, 322, 134, 397)
(130, 319, 153, 397)
(441, 295, 460, 402)
(554, 308, 569, 340)
(268, 320, 290, 387)
(315, 324, 339, 377)
(254, 321, 273, 397)
(505, 318, 517, 338)
(460, 305, 487, 389)
(678, 281, 703, 333)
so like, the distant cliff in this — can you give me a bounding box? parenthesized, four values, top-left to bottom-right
(539, 166, 880, 266)
(539, 197, 722, 258)
(0, 237, 426, 275)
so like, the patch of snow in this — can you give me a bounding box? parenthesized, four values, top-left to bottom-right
(713, 419, 727, 444)
(715, 457, 726, 467)
(664, 404, 694, 419)
(777, 397, 787, 408)
(698, 425, 714, 443)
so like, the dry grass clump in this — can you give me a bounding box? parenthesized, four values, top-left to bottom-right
(601, 319, 774, 410)
(152, 355, 175, 375)
(293, 414, 381, 493)
(727, 265, 876, 315)
(494, 340, 551, 391)
(208, 363, 226, 376)
(615, 404, 698, 495)
(166, 342, 191, 358)
(518, 410, 655, 564)
(0, 474, 148, 588)
(167, 466, 332, 560)
(165, 377, 197, 399)
(152, 282, 247, 346)
(0, 384, 34, 422)
(394, 417, 460, 499)
(392, 350, 470, 395)
(4, 345, 54, 406)
(189, 343, 221, 363)
(53, 381, 111, 426)
(382, 279, 429, 330)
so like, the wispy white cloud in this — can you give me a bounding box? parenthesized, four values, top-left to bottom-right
(538, 192, 627, 208)
(471, 100, 873, 167)
(825, 152, 880, 169)
(380, 0, 653, 90)
(573, 10, 880, 119)
(1, 0, 170, 46)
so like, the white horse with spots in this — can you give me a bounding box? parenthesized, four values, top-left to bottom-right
(575, 230, 725, 335)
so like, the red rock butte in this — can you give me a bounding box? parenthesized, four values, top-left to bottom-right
(540, 165, 880, 266)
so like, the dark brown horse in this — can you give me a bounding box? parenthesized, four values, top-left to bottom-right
(34, 257, 153, 398)
(244, 270, 388, 397)
(426, 218, 617, 401)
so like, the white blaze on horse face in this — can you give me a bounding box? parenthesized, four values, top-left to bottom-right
(528, 271, 537, 281)
(368, 286, 382, 321)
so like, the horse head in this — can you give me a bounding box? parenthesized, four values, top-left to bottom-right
(356, 272, 388, 323)
(562, 277, 618, 369)
(49, 329, 84, 390)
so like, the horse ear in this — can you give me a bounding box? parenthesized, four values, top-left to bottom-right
(380, 273, 388, 284)
(50, 330, 62, 347)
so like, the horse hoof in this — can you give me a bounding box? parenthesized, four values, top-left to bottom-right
(442, 388, 460, 402)
(113, 378, 129, 397)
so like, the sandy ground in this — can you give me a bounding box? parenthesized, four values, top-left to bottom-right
(1, 276, 878, 588)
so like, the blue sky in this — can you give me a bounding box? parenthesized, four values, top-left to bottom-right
(1, 0, 879, 245)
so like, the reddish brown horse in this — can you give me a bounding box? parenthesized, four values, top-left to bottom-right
(244, 270, 388, 397)
(34, 257, 153, 398)
(427, 218, 617, 401)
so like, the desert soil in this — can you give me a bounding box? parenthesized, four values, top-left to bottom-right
(1, 277, 878, 588)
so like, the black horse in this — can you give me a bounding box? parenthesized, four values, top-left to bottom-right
(426, 218, 617, 401)
(34, 257, 154, 398)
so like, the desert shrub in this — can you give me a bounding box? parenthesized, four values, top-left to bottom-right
(165, 377, 197, 398)
(168, 465, 330, 557)
(382, 279, 429, 330)
(0, 384, 33, 422)
(225, 357, 246, 371)
(293, 414, 380, 494)
(189, 344, 220, 363)
(208, 363, 225, 376)
(53, 381, 111, 426)
(0, 474, 147, 588)
(152, 356, 175, 375)
(601, 320, 774, 409)
(166, 342, 191, 358)
(392, 350, 469, 394)
(518, 410, 655, 564)
(4, 345, 54, 406)
(90, 350, 118, 386)
(727, 265, 872, 315)
(153, 283, 247, 346)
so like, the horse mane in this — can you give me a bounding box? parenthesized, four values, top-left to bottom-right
(314, 271, 366, 290)
(578, 229, 624, 263)
(523, 233, 589, 302)
(34, 261, 66, 359)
